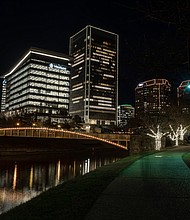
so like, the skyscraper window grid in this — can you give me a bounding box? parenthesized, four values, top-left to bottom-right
(135, 79, 171, 118)
(69, 25, 118, 126)
(4, 48, 71, 118)
(177, 80, 190, 114)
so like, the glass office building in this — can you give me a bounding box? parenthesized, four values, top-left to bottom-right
(135, 79, 171, 117)
(117, 104, 135, 126)
(4, 47, 71, 117)
(69, 25, 119, 125)
(0, 78, 6, 112)
(177, 80, 190, 114)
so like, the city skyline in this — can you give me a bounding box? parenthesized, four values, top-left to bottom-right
(1, 0, 190, 105)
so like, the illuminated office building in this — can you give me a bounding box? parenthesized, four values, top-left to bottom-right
(4, 47, 71, 118)
(0, 78, 6, 112)
(177, 80, 190, 114)
(117, 104, 135, 126)
(69, 25, 119, 126)
(135, 79, 171, 117)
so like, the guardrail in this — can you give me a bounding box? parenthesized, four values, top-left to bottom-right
(0, 127, 128, 150)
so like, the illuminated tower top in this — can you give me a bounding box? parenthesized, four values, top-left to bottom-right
(135, 79, 171, 118)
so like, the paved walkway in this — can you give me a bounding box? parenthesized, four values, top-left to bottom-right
(85, 146, 190, 220)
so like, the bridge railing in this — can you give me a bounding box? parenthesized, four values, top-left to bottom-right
(0, 127, 128, 150)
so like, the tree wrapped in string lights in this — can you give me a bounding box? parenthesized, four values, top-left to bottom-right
(178, 124, 189, 141)
(147, 125, 168, 151)
(168, 124, 189, 146)
(168, 124, 180, 146)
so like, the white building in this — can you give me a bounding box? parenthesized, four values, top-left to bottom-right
(4, 47, 71, 122)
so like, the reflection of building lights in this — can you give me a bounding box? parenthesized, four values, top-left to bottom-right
(13, 164, 17, 190)
(84, 158, 90, 174)
(56, 160, 61, 185)
(29, 166, 34, 189)
(73, 160, 76, 177)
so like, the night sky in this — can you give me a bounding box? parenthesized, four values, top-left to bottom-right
(1, 0, 190, 105)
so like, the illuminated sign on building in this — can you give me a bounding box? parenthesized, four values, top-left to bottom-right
(49, 63, 67, 70)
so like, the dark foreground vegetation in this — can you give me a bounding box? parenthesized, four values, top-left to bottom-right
(0, 153, 152, 220)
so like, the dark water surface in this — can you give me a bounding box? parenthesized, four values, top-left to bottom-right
(0, 149, 127, 214)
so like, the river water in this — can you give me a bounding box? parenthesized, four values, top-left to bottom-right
(0, 150, 127, 214)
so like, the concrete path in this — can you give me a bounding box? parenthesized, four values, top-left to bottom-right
(85, 146, 190, 220)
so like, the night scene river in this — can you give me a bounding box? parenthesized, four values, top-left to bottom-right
(0, 145, 127, 215)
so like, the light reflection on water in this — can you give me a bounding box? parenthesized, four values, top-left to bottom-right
(0, 151, 125, 214)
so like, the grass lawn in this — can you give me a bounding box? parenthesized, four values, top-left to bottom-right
(182, 152, 190, 168)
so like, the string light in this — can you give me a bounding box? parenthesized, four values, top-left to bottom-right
(0, 127, 128, 150)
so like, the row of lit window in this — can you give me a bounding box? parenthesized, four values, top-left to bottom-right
(29, 88, 69, 97)
(30, 69, 70, 80)
(92, 51, 114, 60)
(8, 100, 68, 109)
(31, 63, 70, 75)
(29, 82, 69, 91)
(8, 95, 69, 107)
(71, 74, 79, 80)
(89, 105, 115, 111)
(72, 59, 85, 67)
(10, 76, 28, 90)
(9, 69, 29, 84)
(28, 95, 69, 103)
(10, 74, 69, 91)
(71, 96, 83, 101)
(8, 65, 30, 81)
(73, 54, 85, 64)
(83, 98, 113, 105)
(93, 85, 113, 91)
(9, 87, 29, 98)
(9, 83, 69, 99)
(29, 76, 69, 86)
(10, 82, 28, 94)
(72, 85, 84, 91)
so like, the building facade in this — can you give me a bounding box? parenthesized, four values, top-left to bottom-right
(0, 78, 6, 112)
(135, 79, 171, 117)
(177, 80, 190, 114)
(4, 47, 71, 123)
(69, 25, 119, 126)
(117, 104, 135, 126)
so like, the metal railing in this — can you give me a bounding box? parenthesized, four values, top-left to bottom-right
(0, 127, 128, 150)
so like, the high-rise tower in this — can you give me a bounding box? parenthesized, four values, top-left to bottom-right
(69, 25, 119, 126)
(4, 47, 71, 118)
(135, 79, 171, 118)
(177, 80, 190, 114)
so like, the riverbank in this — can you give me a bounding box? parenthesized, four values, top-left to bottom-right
(2, 147, 188, 220)
(0, 136, 128, 155)
(0, 152, 155, 220)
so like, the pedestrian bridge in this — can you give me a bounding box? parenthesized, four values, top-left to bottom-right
(0, 127, 129, 150)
